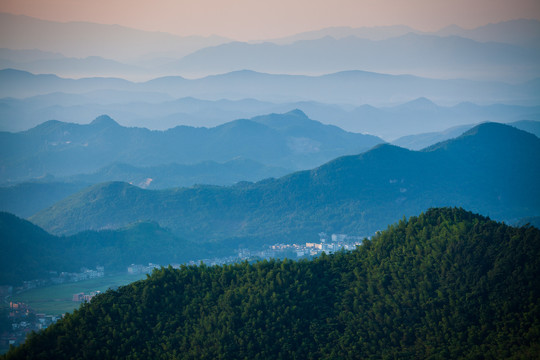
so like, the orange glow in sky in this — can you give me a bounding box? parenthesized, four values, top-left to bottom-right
(1, 0, 539, 40)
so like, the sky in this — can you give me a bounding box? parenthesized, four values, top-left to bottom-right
(1, 0, 539, 41)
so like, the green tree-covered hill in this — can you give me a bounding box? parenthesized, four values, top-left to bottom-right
(0, 212, 204, 285)
(30, 122, 540, 247)
(4, 208, 540, 359)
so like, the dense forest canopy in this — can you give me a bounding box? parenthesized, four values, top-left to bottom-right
(4, 208, 540, 359)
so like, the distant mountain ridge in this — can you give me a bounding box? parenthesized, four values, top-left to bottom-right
(435, 19, 540, 49)
(0, 48, 148, 79)
(2, 14, 538, 80)
(269, 19, 540, 48)
(0, 12, 230, 61)
(2, 92, 539, 137)
(2, 69, 539, 114)
(29, 123, 540, 248)
(165, 32, 540, 81)
(392, 120, 540, 150)
(0, 111, 383, 182)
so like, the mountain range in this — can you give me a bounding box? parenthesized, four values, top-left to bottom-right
(164, 33, 540, 81)
(3, 69, 539, 108)
(3, 118, 539, 219)
(0, 13, 230, 63)
(2, 14, 539, 81)
(28, 123, 540, 251)
(0, 111, 382, 183)
(2, 89, 540, 138)
(270, 19, 540, 49)
(0, 48, 148, 80)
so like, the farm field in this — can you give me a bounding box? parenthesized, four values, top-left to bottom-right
(10, 273, 147, 315)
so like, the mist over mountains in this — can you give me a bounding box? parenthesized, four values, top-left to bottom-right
(4, 69, 538, 108)
(165, 33, 540, 81)
(0, 13, 230, 62)
(2, 16, 539, 140)
(2, 69, 539, 141)
(270, 19, 540, 48)
(2, 10, 540, 357)
(1, 14, 539, 81)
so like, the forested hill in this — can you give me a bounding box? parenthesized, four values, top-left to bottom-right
(0, 212, 205, 285)
(4, 208, 540, 359)
(30, 122, 540, 244)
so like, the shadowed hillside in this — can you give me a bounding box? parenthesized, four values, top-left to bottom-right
(0, 212, 204, 285)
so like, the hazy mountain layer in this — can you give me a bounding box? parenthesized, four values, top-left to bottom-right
(270, 19, 540, 49)
(392, 119, 540, 150)
(29, 123, 540, 247)
(0, 13, 230, 62)
(5, 208, 540, 359)
(165, 33, 540, 81)
(2, 14, 538, 80)
(2, 69, 538, 109)
(0, 110, 381, 182)
(0, 48, 148, 79)
(2, 92, 540, 139)
(329, 99, 540, 140)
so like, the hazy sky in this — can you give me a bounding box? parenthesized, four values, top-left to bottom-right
(1, 0, 539, 40)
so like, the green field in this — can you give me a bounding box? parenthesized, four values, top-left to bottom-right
(10, 273, 147, 315)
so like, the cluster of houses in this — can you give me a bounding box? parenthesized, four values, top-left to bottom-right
(239, 233, 366, 260)
(51, 266, 105, 284)
(126, 234, 367, 275)
(16, 266, 105, 292)
(1, 302, 61, 352)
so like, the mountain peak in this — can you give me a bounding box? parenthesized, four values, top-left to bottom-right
(424, 122, 540, 154)
(460, 121, 513, 137)
(286, 109, 309, 118)
(250, 109, 313, 130)
(394, 97, 437, 111)
(90, 115, 120, 128)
